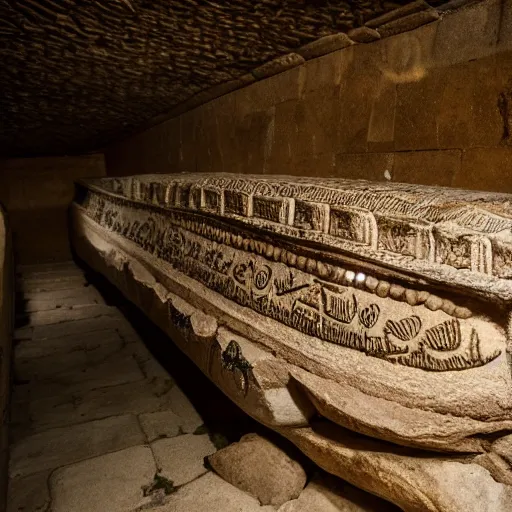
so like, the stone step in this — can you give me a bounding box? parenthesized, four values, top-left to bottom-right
(17, 261, 79, 274)
(17, 304, 119, 327)
(15, 329, 124, 360)
(18, 277, 89, 293)
(9, 415, 145, 479)
(20, 287, 104, 302)
(16, 314, 138, 342)
(21, 294, 105, 313)
(17, 269, 85, 283)
(26, 378, 175, 434)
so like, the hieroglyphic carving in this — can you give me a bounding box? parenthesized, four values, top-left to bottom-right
(88, 174, 512, 307)
(76, 181, 504, 373)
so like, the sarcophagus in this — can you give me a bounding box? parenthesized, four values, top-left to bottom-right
(70, 174, 512, 512)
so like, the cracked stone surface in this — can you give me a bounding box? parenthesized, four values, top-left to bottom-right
(7, 261, 237, 511)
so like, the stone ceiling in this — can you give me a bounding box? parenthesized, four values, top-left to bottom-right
(0, 0, 452, 157)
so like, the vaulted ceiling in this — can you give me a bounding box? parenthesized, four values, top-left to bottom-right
(0, 0, 450, 157)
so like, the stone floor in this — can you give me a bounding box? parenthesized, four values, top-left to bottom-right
(7, 261, 275, 512)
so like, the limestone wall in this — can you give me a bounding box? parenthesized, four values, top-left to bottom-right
(105, 0, 512, 194)
(0, 155, 106, 264)
(0, 205, 13, 512)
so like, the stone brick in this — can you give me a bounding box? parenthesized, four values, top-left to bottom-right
(28, 379, 174, 433)
(303, 50, 350, 93)
(434, 0, 500, 66)
(436, 59, 503, 149)
(23, 353, 144, 400)
(9, 415, 144, 478)
(7, 470, 51, 512)
(21, 286, 104, 302)
(151, 434, 216, 486)
(288, 153, 335, 178)
(15, 329, 123, 360)
(30, 315, 132, 340)
(395, 69, 444, 151)
(139, 410, 183, 442)
(393, 150, 461, 187)
(499, 0, 512, 51)
(367, 79, 397, 145)
(148, 472, 274, 512)
(19, 276, 87, 293)
(297, 34, 352, 61)
(234, 64, 306, 119)
(23, 294, 104, 312)
(21, 304, 119, 327)
(336, 45, 382, 153)
(50, 446, 156, 512)
(334, 152, 394, 181)
(168, 386, 203, 434)
(456, 148, 512, 193)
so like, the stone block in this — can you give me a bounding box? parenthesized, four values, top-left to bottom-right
(21, 304, 119, 327)
(348, 27, 380, 43)
(29, 379, 174, 433)
(377, 10, 439, 39)
(297, 34, 353, 61)
(21, 286, 104, 302)
(278, 474, 400, 511)
(252, 53, 305, 80)
(7, 470, 51, 512)
(434, 0, 501, 66)
(457, 147, 512, 193)
(234, 64, 306, 119)
(24, 352, 144, 400)
(29, 315, 131, 340)
(334, 152, 394, 181)
(392, 150, 461, 187)
(151, 434, 216, 486)
(499, 0, 512, 51)
(149, 472, 275, 512)
(23, 294, 104, 313)
(139, 410, 183, 442)
(19, 276, 87, 293)
(208, 433, 306, 507)
(15, 329, 123, 365)
(9, 415, 144, 478)
(436, 59, 504, 149)
(168, 386, 203, 434)
(50, 446, 156, 512)
(394, 69, 443, 150)
(303, 49, 351, 93)
(366, 0, 430, 28)
(15, 328, 123, 360)
(367, 79, 397, 144)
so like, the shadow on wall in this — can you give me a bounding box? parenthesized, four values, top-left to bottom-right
(0, 155, 105, 265)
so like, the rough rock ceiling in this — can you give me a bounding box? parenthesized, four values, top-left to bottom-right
(1, 0, 444, 157)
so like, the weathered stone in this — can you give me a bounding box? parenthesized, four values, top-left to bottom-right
(15, 328, 123, 360)
(138, 410, 183, 442)
(29, 378, 174, 432)
(147, 472, 275, 512)
(7, 471, 51, 512)
(50, 446, 156, 512)
(167, 386, 204, 434)
(208, 434, 306, 507)
(297, 34, 353, 61)
(23, 293, 104, 312)
(377, 10, 439, 39)
(19, 276, 87, 293)
(493, 434, 512, 465)
(278, 473, 400, 512)
(252, 53, 305, 80)
(365, 0, 431, 28)
(20, 303, 118, 327)
(151, 434, 216, 486)
(434, 0, 501, 66)
(22, 352, 144, 400)
(10, 414, 144, 478)
(347, 27, 381, 43)
(71, 173, 512, 511)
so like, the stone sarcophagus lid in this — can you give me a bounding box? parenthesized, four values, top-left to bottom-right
(70, 174, 512, 512)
